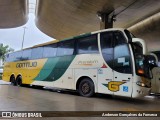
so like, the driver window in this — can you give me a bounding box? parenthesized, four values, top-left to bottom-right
(113, 32, 132, 74)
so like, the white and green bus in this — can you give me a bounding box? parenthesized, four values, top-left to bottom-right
(3, 28, 153, 98)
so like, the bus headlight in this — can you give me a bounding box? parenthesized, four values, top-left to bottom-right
(136, 81, 146, 87)
(141, 83, 145, 87)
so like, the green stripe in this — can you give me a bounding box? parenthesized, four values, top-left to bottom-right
(102, 84, 108, 88)
(34, 55, 75, 81)
(61, 33, 91, 41)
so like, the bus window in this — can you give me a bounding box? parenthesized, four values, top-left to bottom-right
(4, 54, 9, 62)
(113, 32, 132, 74)
(100, 31, 132, 73)
(14, 51, 22, 61)
(31, 47, 43, 59)
(57, 40, 74, 56)
(43, 44, 57, 58)
(8, 52, 22, 62)
(8, 52, 15, 62)
(114, 32, 127, 45)
(5, 54, 12, 62)
(22, 49, 32, 60)
(100, 32, 114, 68)
(114, 44, 132, 73)
(77, 35, 98, 54)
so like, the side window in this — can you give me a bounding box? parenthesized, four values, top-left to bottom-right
(4, 54, 9, 62)
(5, 53, 14, 62)
(22, 49, 32, 60)
(8, 53, 15, 62)
(113, 32, 132, 74)
(31, 47, 43, 59)
(57, 40, 74, 56)
(77, 35, 98, 54)
(100, 32, 114, 68)
(7, 52, 22, 62)
(43, 44, 57, 58)
(15, 51, 22, 61)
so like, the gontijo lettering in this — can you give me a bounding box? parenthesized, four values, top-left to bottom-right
(16, 62, 37, 68)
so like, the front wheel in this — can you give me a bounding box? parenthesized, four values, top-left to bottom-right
(78, 78, 95, 97)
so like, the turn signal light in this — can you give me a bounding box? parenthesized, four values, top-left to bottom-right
(138, 69, 144, 74)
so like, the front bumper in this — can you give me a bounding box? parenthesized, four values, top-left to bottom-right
(132, 83, 151, 98)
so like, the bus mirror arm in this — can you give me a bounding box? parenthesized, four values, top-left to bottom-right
(128, 38, 132, 43)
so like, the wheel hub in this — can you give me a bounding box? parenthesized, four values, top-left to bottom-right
(82, 83, 90, 94)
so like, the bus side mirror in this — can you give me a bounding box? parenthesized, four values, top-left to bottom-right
(145, 55, 158, 70)
(149, 53, 158, 66)
(124, 29, 132, 43)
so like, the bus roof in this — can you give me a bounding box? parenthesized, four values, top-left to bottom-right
(91, 28, 125, 34)
(31, 28, 125, 48)
(10, 28, 126, 53)
(33, 39, 59, 48)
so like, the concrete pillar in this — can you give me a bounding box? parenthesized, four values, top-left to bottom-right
(98, 12, 115, 29)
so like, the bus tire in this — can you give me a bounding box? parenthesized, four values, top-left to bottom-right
(17, 76, 23, 86)
(78, 78, 94, 97)
(10, 75, 17, 86)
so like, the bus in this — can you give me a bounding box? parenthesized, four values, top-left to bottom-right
(2, 28, 153, 98)
(150, 51, 160, 94)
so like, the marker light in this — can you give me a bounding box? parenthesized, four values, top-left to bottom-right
(138, 69, 144, 74)
(136, 81, 146, 87)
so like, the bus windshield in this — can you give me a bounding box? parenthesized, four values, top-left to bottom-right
(132, 42, 152, 79)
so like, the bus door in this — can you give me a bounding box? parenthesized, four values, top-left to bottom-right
(112, 32, 133, 97)
(113, 71, 133, 97)
(97, 66, 113, 95)
(99, 32, 114, 95)
(100, 31, 133, 96)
